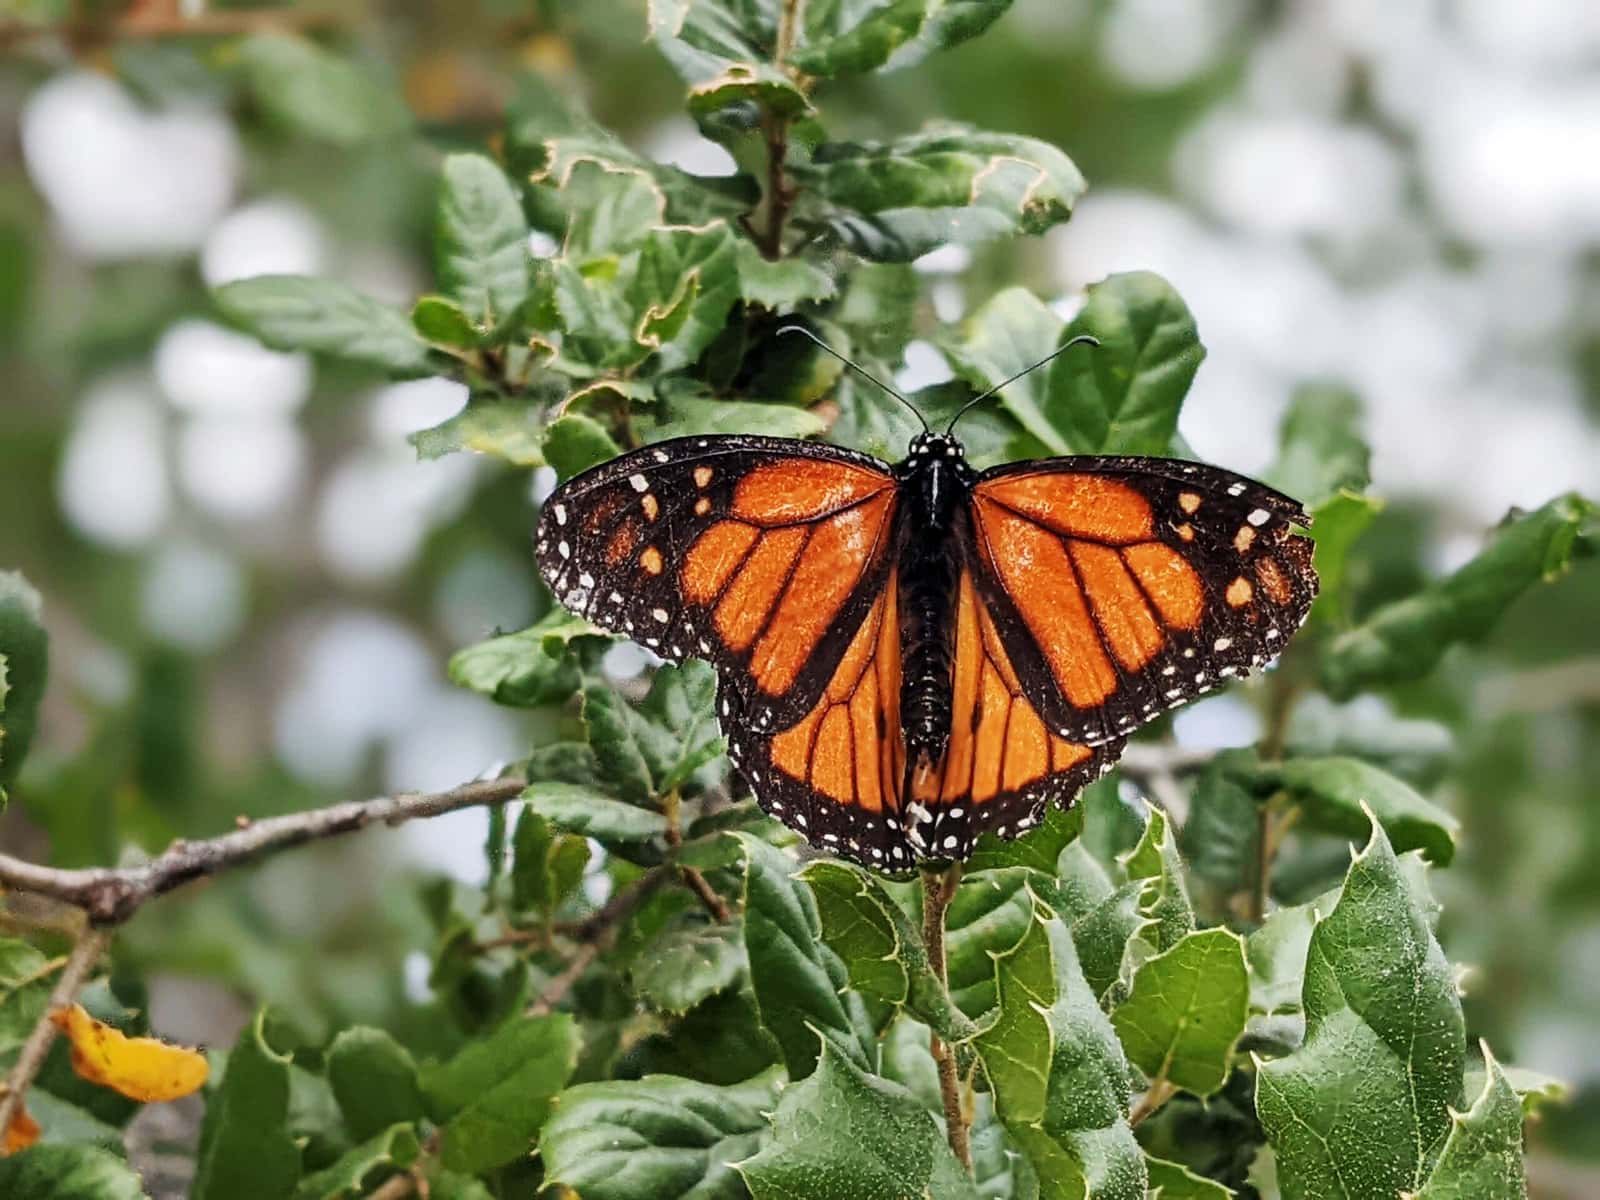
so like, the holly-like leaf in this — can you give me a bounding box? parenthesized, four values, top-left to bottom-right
(325, 1027, 425, 1143)
(412, 295, 481, 351)
(1248, 755, 1459, 866)
(1145, 1155, 1235, 1199)
(639, 382, 827, 443)
(1321, 493, 1597, 698)
(944, 867, 1041, 1020)
(236, 34, 408, 146)
(543, 1068, 782, 1200)
(408, 395, 550, 465)
(1256, 820, 1466, 1199)
(730, 833, 875, 1079)
(437, 153, 530, 331)
(800, 861, 974, 1042)
(1409, 1048, 1527, 1200)
(1244, 896, 1329, 1054)
(631, 915, 747, 1014)
(791, 0, 1014, 76)
(1110, 929, 1249, 1098)
(938, 287, 1068, 455)
(542, 412, 621, 481)
(617, 990, 783, 1087)
(973, 890, 1146, 1199)
(634, 659, 726, 795)
(522, 782, 670, 844)
(214, 275, 433, 376)
(736, 1040, 979, 1200)
(735, 241, 838, 309)
(511, 806, 591, 914)
(795, 127, 1085, 262)
(966, 802, 1083, 875)
(632, 224, 742, 372)
(448, 608, 608, 708)
(193, 1011, 301, 1200)
(0, 572, 47, 800)
(1121, 804, 1195, 959)
(292, 1124, 421, 1200)
(0, 1146, 147, 1200)
(420, 1012, 579, 1173)
(1046, 272, 1202, 456)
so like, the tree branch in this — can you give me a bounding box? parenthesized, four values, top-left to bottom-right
(528, 866, 673, 1016)
(0, 924, 111, 1139)
(0, 778, 526, 925)
(921, 861, 971, 1173)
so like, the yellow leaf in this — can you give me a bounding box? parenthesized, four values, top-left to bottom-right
(2, 1102, 40, 1155)
(49, 1004, 209, 1103)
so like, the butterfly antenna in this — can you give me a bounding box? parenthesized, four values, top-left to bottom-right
(777, 325, 930, 434)
(944, 334, 1101, 436)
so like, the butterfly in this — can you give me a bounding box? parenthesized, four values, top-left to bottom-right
(535, 333, 1317, 871)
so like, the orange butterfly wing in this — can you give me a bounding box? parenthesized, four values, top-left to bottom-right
(969, 457, 1317, 745)
(725, 568, 1119, 869)
(536, 436, 899, 727)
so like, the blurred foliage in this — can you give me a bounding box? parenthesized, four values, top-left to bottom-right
(1, 1, 1598, 1197)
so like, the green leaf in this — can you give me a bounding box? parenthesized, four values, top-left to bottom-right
(1266, 383, 1371, 510)
(411, 295, 481, 351)
(1145, 1155, 1235, 1199)
(511, 806, 591, 914)
(437, 153, 529, 330)
(687, 62, 813, 124)
(1179, 750, 1260, 900)
(938, 287, 1068, 455)
(542, 412, 621, 481)
(0, 1146, 148, 1200)
(1121, 804, 1195, 958)
(971, 1107, 1041, 1200)
(632, 224, 742, 371)
(561, 160, 665, 263)
(1110, 929, 1249, 1097)
(731, 832, 875, 1079)
(966, 803, 1083, 875)
(1256, 819, 1466, 1199)
(523, 781, 669, 844)
(1244, 895, 1329, 1053)
(1321, 492, 1597, 697)
(632, 915, 747, 1014)
(1046, 272, 1202, 456)
(800, 861, 975, 1042)
(293, 1124, 421, 1200)
(325, 1027, 425, 1142)
(0, 572, 47, 799)
(617, 989, 782, 1086)
(640, 382, 827, 443)
(582, 681, 660, 805)
(420, 1012, 580, 1173)
(407, 395, 548, 465)
(544, 1068, 782, 1200)
(795, 127, 1086, 262)
(735, 241, 838, 309)
(791, 0, 1014, 75)
(193, 1011, 301, 1200)
(737, 1040, 979, 1200)
(236, 34, 408, 146)
(973, 890, 1146, 1200)
(1251, 755, 1459, 866)
(213, 275, 432, 376)
(1306, 491, 1382, 626)
(448, 608, 608, 708)
(1409, 1049, 1526, 1199)
(945, 867, 1041, 1020)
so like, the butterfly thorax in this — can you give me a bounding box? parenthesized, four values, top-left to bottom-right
(896, 434, 977, 781)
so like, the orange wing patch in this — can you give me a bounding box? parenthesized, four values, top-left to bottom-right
(766, 575, 903, 820)
(732, 458, 891, 523)
(976, 473, 1153, 543)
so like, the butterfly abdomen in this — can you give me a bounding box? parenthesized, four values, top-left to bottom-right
(896, 445, 974, 769)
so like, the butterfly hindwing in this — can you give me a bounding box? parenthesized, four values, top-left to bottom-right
(968, 455, 1317, 745)
(726, 567, 1120, 871)
(535, 435, 900, 728)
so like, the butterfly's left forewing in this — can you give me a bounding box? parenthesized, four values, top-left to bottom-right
(535, 436, 899, 728)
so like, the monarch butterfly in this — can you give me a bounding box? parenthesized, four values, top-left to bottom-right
(535, 332, 1317, 870)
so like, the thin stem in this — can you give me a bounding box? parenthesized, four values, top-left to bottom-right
(527, 866, 673, 1016)
(921, 861, 971, 1173)
(755, 0, 808, 259)
(680, 866, 733, 922)
(1128, 1078, 1177, 1128)
(0, 924, 111, 1138)
(1250, 666, 1301, 924)
(0, 777, 526, 925)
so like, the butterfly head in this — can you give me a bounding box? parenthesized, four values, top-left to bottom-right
(907, 431, 965, 462)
